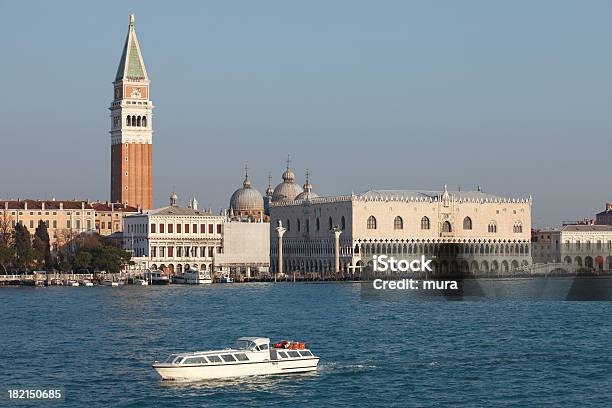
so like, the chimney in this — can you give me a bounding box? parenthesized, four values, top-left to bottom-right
(4, 202, 8, 210)
(24, 201, 27, 210)
(59, 202, 63, 210)
(81, 202, 85, 210)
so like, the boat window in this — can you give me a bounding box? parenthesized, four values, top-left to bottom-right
(173, 357, 185, 364)
(278, 351, 288, 359)
(299, 350, 313, 357)
(259, 344, 269, 350)
(184, 356, 207, 364)
(207, 355, 222, 363)
(234, 353, 249, 362)
(287, 351, 300, 358)
(165, 354, 178, 363)
(234, 340, 256, 350)
(221, 354, 237, 363)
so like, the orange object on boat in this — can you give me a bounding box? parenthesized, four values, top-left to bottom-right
(288, 342, 305, 350)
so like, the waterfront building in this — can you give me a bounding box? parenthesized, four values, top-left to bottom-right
(269, 179, 532, 277)
(124, 192, 270, 278)
(0, 199, 96, 250)
(91, 201, 139, 236)
(532, 225, 612, 271)
(110, 14, 153, 209)
(123, 193, 224, 274)
(596, 203, 612, 226)
(214, 221, 270, 279)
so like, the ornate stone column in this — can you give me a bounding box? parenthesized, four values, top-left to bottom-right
(276, 221, 287, 278)
(332, 227, 343, 279)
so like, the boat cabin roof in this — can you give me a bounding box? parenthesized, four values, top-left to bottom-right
(236, 337, 269, 345)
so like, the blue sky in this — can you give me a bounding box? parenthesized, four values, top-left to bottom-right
(1, 0, 611, 227)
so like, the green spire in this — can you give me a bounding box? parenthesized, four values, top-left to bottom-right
(115, 14, 147, 82)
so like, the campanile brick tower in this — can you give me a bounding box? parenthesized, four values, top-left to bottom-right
(110, 14, 153, 209)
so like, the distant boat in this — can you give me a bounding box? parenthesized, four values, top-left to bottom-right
(145, 270, 170, 285)
(173, 268, 212, 285)
(65, 280, 80, 287)
(219, 274, 234, 283)
(80, 279, 94, 287)
(102, 279, 119, 287)
(134, 278, 149, 286)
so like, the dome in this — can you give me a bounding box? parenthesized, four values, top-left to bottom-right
(272, 157, 303, 202)
(282, 168, 295, 182)
(265, 174, 274, 197)
(295, 171, 318, 201)
(229, 171, 264, 212)
(272, 182, 303, 202)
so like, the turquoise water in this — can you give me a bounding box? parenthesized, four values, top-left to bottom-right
(1, 281, 611, 407)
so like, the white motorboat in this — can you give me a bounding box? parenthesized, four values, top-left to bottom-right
(218, 274, 234, 283)
(145, 270, 170, 285)
(102, 279, 119, 287)
(135, 278, 149, 286)
(80, 279, 94, 287)
(65, 280, 80, 287)
(173, 268, 212, 285)
(153, 337, 319, 381)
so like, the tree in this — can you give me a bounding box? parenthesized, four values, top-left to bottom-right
(91, 245, 131, 273)
(0, 211, 13, 247)
(73, 250, 92, 271)
(12, 223, 34, 272)
(33, 221, 52, 270)
(0, 212, 15, 273)
(0, 244, 13, 274)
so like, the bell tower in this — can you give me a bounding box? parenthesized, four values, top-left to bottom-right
(110, 14, 153, 209)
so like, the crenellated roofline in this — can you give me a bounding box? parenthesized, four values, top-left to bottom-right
(270, 189, 533, 208)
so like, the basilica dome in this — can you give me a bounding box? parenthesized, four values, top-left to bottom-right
(272, 164, 303, 202)
(295, 171, 318, 201)
(230, 172, 264, 213)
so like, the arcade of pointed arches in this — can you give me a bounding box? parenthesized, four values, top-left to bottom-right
(270, 238, 531, 275)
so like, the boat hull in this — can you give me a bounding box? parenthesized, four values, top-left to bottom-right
(153, 358, 319, 380)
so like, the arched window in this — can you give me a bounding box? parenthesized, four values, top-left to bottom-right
(341, 216, 346, 230)
(137, 116, 142, 126)
(297, 219, 301, 231)
(286, 219, 290, 231)
(442, 221, 452, 233)
(421, 216, 430, 230)
(463, 217, 472, 230)
(127, 115, 131, 126)
(367, 216, 377, 230)
(488, 221, 497, 233)
(328, 217, 333, 230)
(306, 219, 310, 233)
(394, 216, 403, 230)
(142, 116, 147, 127)
(316, 218, 320, 231)
(513, 222, 523, 233)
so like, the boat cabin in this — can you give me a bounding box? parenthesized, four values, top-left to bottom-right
(158, 337, 314, 367)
